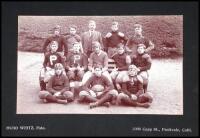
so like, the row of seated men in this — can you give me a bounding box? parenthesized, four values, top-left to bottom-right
(39, 40, 153, 108)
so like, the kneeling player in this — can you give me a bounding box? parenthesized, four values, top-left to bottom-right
(39, 63, 74, 104)
(78, 65, 118, 108)
(117, 65, 153, 108)
(39, 41, 65, 90)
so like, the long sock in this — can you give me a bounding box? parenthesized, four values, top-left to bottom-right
(121, 98, 137, 106)
(143, 81, 148, 93)
(136, 102, 150, 108)
(45, 95, 58, 103)
(66, 97, 74, 103)
(46, 95, 68, 104)
(110, 95, 117, 105)
(101, 102, 110, 107)
(56, 95, 67, 100)
(96, 94, 113, 106)
(84, 95, 97, 103)
(138, 94, 153, 103)
(112, 80, 117, 89)
(40, 80, 46, 90)
(138, 96, 149, 103)
(78, 96, 85, 103)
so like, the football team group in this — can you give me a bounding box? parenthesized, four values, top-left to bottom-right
(39, 20, 154, 109)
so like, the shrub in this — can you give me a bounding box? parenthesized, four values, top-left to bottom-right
(18, 16, 183, 58)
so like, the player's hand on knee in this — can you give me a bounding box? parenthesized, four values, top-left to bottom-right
(116, 84, 121, 90)
(89, 90, 96, 98)
(125, 55, 131, 64)
(54, 92, 61, 97)
(131, 94, 138, 101)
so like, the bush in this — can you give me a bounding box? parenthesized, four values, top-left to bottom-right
(18, 16, 183, 58)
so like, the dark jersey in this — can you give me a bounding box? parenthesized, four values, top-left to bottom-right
(65, 52, 88, 71)
(121, 75, 143, 96)
(112, 53, 129, 71)
(126, 36, 149, 48)
(47, 74, 70, 93)
(105, 31, 127, 48)
(43, 52, 64, 68)
(132, 53, 152, 72)
(83, 75, 114, 93)
(43, 35, 67, 53)
(126, 36, 153, 54)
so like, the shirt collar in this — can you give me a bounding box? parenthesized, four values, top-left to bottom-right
(112, 30, 118, 33)
(134, 34, 144, 38)
(89, 30, 95, 34)
(96, 50, 102, 56)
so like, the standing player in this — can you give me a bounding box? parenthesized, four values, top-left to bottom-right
(39, 41, 65, 91)
(81, 20, 104, 57)
(104, 21, 127, 58)
(65, 25, 83, 56)
(39, 63, 74, 104)
(43, 25, 68, 57)
(125, 24, 154, 55)
(117, 64, 153, 108)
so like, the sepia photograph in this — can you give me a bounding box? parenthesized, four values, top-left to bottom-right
(17, 16, 183, 114)
(2, 1, 198, 137)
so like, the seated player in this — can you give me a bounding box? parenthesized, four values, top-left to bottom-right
(39, 63, 74, 104)
(117, 65, 153, 108)
(132, 43, 152, 93)
(104, 21, 127, 58)
(82, 41, 112, 86)
(110, 43, 131, 89)
(39, 41, 65, 90)
(65, 42, 88, 81)
(78, 65, 118, 108)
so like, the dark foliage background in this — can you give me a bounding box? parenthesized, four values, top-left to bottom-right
(18, 16, 183, 58)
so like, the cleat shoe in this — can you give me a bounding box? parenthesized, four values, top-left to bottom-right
(89, 102, 98, 109)
(141, 103, 150, 108)
(57, 99, 68, 104)
(43, 99, 48, 103)
(103, 102, 110, 108)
